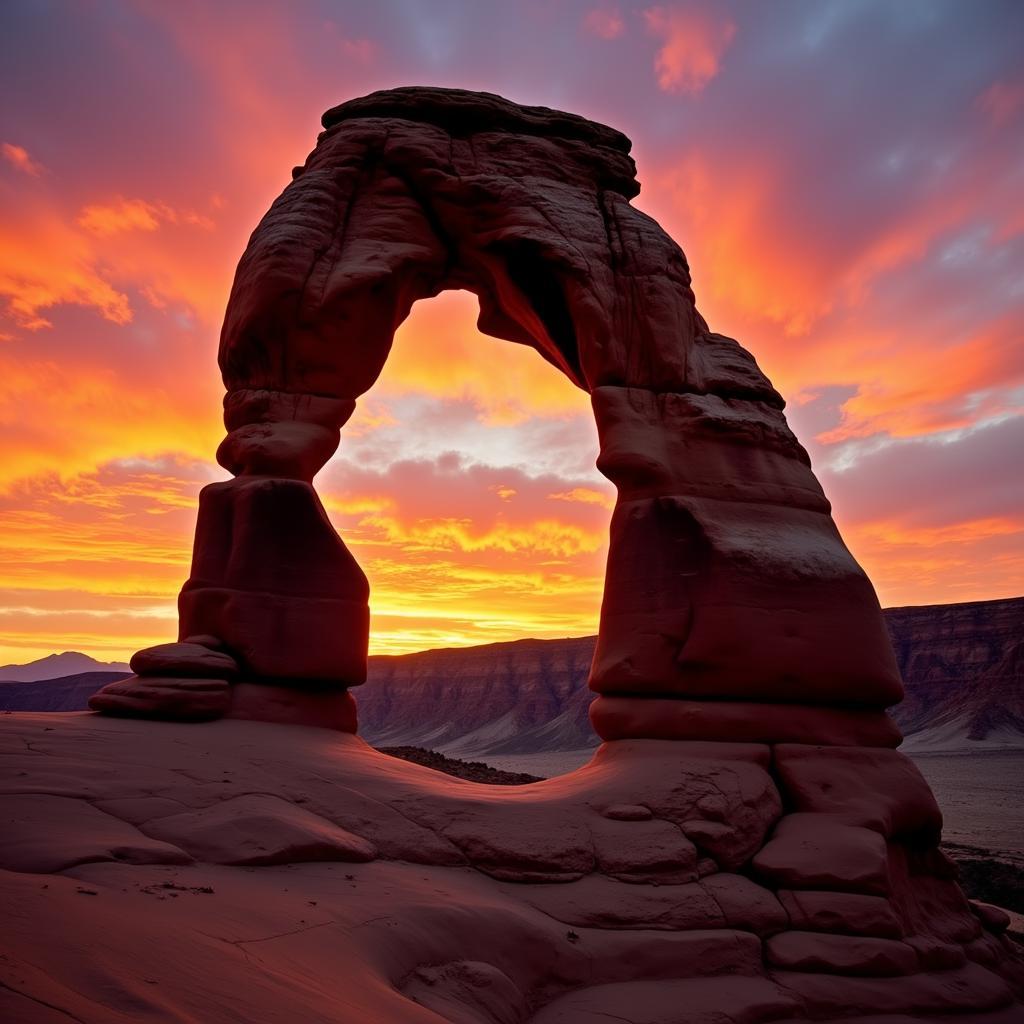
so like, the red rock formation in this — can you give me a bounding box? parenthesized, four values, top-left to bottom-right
(94, 85, 900, 737)
(79, 88, 1023, 1017)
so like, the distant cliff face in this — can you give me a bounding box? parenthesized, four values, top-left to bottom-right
(358, 597, 1023, 755)
(885, 597, 1023, 749)
(358, 637, 598, 755)
(2, 598, 1021, 754)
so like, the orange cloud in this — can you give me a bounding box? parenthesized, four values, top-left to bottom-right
(77, 197, 216, 236)
(817, 337, 1024, 443)
(650, 144, 983, 339)
(0, 332, 222, 490)
(548, 487, 616, 509)
(838, 513, 1024, 611)
(359, 515, 603, 559)
(651, 152, 833, 335)
(643, 5, 736, 94)
(0, 210, 133, 329)
(78, 197, 162, 235)
(584, 7, 625, 40)
(1, 182, 229, 339)
(381, 290, 591, 422)
(315, 452, 612, 653)
(2, 142, 44, 176)
(0, 458, 208, 663)
(642, 138, 1024, 442)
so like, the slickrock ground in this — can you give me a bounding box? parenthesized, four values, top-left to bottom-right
(3, 711, 1023, 1023)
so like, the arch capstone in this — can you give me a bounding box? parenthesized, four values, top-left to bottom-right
(83, 88, 1024, 1019)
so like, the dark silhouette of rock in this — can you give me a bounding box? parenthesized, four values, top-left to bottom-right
(379, 746, 544, 785)
(65, 86, 1024, 1017)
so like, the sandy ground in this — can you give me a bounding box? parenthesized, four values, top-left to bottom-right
(909, 750, 1024, 859)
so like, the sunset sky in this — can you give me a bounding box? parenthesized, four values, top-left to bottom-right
(1, 1, 1022, 665)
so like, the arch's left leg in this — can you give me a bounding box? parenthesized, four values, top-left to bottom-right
(91, 128, 450, 725)
(90, 388, 367, 726)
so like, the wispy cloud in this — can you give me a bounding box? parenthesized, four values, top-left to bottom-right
(643, 5, 736, 94)
(583, 7, 624, 40)
(977, 78, 1024, 128)
(77, 197, 215, 236)
(2, 142, 44, 176)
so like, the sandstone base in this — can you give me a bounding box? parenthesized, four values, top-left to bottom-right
(227, 682, 357, 732)
(1, 713, 1020, 1023)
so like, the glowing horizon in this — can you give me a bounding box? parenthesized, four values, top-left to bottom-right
(1, 2, 1022, 665)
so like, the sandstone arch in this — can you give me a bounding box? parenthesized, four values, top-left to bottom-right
(75, 88, 1024, 1020)
(94, 87, 902, 743)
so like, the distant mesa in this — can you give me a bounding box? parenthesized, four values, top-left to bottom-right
(6, 87, 1021, 1019)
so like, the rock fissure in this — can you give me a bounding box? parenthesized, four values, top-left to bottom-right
(0, 980, 87, 1024)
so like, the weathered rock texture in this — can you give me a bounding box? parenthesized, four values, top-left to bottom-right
(75, 88, 1024, 1018)
(3, 714, 1023, 1022)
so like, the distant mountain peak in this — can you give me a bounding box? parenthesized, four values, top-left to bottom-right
(0, 651, 131, 683)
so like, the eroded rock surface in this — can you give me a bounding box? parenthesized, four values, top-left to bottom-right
(2, 713, 1022, 1023)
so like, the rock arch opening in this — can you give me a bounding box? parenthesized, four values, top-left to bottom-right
(319, 285, 607, 657)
